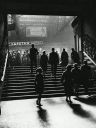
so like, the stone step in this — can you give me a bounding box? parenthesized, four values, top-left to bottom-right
(5, 76, 62, 81)
(6, 80, 61, 84)
(6, 66, 62, 72)
(4, 82, 96, 92)
(3, 85, 64, 92)
(2, 89, 66, 96)
(3, 83, 63, 89)
(6, 79, 34, 82)
(5, 76, 35, 80)
(5, 77, 61, 82)
(1, 93, 65, 101)
(5, 76, 62, 82)
(2, 56, 96, 102)
(2, 90, 96, 101)
(6, 71, 62, 76)
(6, 70, 62, 75)
(3, 85, 96, 93)
(7, 65, 62, 68)
(6, 81, 35, 85)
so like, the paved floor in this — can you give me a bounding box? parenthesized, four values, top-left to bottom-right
(0, 95, 96, 128)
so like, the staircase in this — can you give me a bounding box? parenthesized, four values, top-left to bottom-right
(2, 65, 65, 101)
(2, 56, 96, 101)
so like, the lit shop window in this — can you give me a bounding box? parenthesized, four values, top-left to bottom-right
(7, 14, 14, 25)
(26, 26, 47, 37)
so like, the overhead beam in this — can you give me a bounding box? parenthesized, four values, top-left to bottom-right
(0, 0, 94, 16)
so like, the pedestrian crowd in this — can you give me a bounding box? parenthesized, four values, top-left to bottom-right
(8, 44, 92, 106)
(29, 44, 92, 106)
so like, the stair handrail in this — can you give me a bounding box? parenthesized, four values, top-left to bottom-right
(1, 50, 8, 82)
(83, 34, 96, 61)
(83, 51, 96, 66)
(0, 50, 8, 104)
(83, 51, 96, 80)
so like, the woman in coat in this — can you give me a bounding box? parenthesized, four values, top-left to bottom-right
(35, 67, 44, 106)
(61, 64, 73, 103)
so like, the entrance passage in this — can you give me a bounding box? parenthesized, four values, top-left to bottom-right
(7, 15, 74, 66)
(2, 15, 76, 101)
(1, 15, 96, 101)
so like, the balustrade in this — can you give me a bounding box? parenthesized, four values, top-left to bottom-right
(83, 34, 96, 61)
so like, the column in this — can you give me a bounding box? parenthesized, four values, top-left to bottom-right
(80, 17, 84, 63)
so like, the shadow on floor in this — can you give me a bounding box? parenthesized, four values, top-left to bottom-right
(37, 106, 50, 127)
(68, 103, 90, 118)
(45, 99, 56, 105)
(44, 98, 66, 105)
(0, 125, 10, 128)
(74, 95, 96, 106)
(68, 102, 96, 123)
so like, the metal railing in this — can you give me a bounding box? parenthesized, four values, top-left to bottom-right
(83, 52, 96, 66)
(83, 34, 96, 61)
(0, 50, 8, 102)
(1, 50, 8, 81)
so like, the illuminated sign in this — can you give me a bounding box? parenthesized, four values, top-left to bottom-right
(9, 41, 44, 46)
(26, 26, 47, 37)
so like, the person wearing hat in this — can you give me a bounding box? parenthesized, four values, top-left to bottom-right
(71, 63, 81, 97)
(35, 67, 44, 106)
(80, 60, 92, 95)
(71, 48, 80, 64)
(61, 48, 69, 71)
(49, 48, 59, 77)
(40, 51, 48, 77)
(61, 64, 73, 103)
(29, 44, 38, 73)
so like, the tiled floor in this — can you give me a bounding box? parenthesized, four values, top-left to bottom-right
(0, 96, 96, 128)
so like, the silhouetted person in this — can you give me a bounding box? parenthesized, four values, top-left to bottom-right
(16, 51, 21, 66)
(26, 50, 30, 66)
(61, 64, 73, 103)
(80, 60, 92, 95)
(35, 67, 44, 106)
(22, 51, 27, 66)
(49, 48, 59, 77)
(71, 63, 81, 97)
(40, 51, 48, 77)
(8, 52, 12, 67)
(29, 44, 38, 73)
(71, 48, 80, 64)
(61, 48, 68, 71)
(11, 51, 16, 68)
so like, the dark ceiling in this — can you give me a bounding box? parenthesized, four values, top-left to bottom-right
(0, 0, 95, 16)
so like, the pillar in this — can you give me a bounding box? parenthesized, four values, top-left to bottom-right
(80, 17, 84, 63)
(74, 35, 77, 51)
